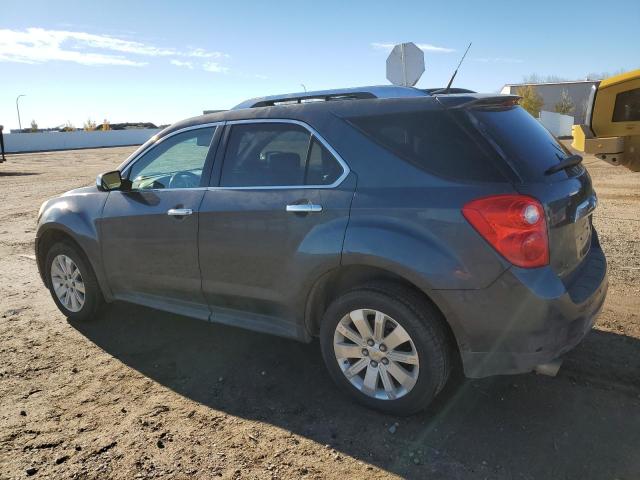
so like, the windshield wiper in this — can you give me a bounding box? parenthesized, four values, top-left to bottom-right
(545, 154, 583, 175)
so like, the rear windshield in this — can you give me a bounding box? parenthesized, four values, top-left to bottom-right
(346, 110, 506, 182)
(468, 106, 572, 181)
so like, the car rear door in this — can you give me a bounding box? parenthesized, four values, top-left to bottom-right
(198, 120, 354, 336)
(99, 124, 221, 318)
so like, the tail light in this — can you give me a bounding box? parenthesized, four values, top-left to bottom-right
(462, 194, 549, 268)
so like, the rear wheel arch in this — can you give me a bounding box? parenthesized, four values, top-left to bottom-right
(304, 264, 461, 363)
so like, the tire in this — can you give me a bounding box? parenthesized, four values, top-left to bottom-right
(45, 241, 105, 322)
(320, 282, 451, 416)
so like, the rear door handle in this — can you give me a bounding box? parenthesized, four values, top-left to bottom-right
(285, 204, 323, 213)
(167, 208, 193, 216)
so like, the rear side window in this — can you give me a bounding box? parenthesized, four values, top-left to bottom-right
(346, 110, 505, 182)
(220, 123, 343, 187)
(470, 106, 572, 181)
(306, 138, 343, 185)
(612, 88, 640, 122)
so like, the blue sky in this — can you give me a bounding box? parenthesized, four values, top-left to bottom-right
(1, 0, 638, 130)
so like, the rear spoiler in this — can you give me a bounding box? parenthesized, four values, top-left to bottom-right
(437, 95, 521, 110)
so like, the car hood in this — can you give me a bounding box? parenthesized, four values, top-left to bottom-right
(62, 185, 100, 196)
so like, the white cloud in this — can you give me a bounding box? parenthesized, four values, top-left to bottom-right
(202, 61, 229, 74)
(187, 48, 228, 59)
(371, 42, 455, 53)
(0, 27, 228, 68)
(474, 57, 524, 64)
(170, 59, 194, 69)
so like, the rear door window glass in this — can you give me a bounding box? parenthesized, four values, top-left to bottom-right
(220, 123, 344, 187)
(305, 138, 342, 185)
(221, 123, 309, 187)
(346, 110, 505, 182)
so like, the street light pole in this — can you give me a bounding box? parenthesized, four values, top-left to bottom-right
(16, 94, 26, 131)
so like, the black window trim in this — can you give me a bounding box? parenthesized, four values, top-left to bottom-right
(211, 119, 350, 190)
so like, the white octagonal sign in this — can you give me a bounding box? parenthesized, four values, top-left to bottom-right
(386, 42, 425, 87)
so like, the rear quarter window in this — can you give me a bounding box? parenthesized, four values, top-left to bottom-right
(469, 106, 573, 182)
(345, 110, 506, 182)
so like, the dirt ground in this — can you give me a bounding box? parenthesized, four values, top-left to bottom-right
(0, 145, 639, 480)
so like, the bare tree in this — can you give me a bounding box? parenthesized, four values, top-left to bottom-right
(84, 118, 97, 131)
(554, 89, 575, 115)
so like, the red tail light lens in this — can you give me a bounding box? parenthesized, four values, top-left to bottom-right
(462, 195, 549, 268)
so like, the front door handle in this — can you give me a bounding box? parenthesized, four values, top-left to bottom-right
(286, 204, 323, 213)
(167, 208, 193, 216)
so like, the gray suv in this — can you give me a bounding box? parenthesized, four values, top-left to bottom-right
(36, 86, 608, 415)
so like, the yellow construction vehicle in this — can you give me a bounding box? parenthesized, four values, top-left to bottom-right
(572, 69, 640, 171)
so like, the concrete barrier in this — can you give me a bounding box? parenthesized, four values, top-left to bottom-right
(538, 111, 574, 137)
(3, 129, 161, 153)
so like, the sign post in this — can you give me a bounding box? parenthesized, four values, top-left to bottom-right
(0, 125, 5, 163)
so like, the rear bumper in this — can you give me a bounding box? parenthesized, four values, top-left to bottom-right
(438, 234, 608, 378)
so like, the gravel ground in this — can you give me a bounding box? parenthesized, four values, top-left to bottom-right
(0, 145, 639, 480)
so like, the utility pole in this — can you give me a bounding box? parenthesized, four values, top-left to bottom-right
(16, 94, 26, 131)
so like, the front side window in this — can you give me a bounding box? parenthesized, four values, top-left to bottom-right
(219, 122, 344, 187)
(612, 88, 640, 122)
(128, 127, 215, 190)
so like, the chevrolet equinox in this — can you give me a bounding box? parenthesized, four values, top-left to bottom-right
(36, 86, 608, 415)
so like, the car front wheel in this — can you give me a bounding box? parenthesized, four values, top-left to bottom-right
(320, 283, 451, 415)
(45, 241, 105, 322)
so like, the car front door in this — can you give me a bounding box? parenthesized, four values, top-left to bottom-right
(100, 124, 220, 319)
(198, 120, 355, 337)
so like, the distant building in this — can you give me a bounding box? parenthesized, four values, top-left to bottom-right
(501, 80, 599, 124)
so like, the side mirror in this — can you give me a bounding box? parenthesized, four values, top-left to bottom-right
(96, 170, 122, 191)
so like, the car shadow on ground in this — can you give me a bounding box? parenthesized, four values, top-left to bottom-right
(0, 171, 40, 177)
(71, 303, 640, 479)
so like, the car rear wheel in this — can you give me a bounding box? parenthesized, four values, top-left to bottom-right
(45, 242, 104, 322)
(320, 283, 451, 415)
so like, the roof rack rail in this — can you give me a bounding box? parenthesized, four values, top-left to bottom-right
(252, 91, 376, 108)
(232, 85, 430, 110)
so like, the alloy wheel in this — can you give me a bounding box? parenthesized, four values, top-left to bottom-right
(333, 309, 419, 400)
(50, 254, 85, 313)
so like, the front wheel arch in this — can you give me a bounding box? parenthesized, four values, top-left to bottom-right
(37, 228, 88, 288)
(36, 227, 112, 303)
